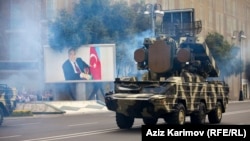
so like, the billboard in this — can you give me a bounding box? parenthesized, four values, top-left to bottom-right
(44, 44, 116, 83)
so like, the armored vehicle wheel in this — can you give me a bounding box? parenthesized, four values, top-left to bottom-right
(208, 102, 222, 124)
(166, 103, 186, 125)
(190, 102, 206, 124)
(116, 113, 134, 129)
(143, 117, 158, 125)
(0, 107, 3, 126)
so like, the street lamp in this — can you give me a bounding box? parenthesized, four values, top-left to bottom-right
(144, 4, 164, 36)
(232, 30, 247, 101)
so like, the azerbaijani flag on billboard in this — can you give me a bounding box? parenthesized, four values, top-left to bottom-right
(89, 46, 102, 80)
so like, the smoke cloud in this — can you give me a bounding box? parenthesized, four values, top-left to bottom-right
(0, 1, 44, 91)
(116, 30, 152, 78)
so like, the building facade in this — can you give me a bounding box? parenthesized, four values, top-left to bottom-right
(0, 0, 249, 100)
(145, 0, 250, 100)
(0, 0, 44, 91)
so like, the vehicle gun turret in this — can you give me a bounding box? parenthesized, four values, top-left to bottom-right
(105, 8, 229, 129)
(134, 22, 219, 81)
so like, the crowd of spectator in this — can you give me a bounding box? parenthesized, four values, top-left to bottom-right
(16, 88, 53, 103)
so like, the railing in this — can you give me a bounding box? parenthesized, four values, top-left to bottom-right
(161, 20, 202, 37)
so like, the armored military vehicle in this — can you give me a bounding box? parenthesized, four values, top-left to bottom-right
(0, 84, 17, 126)
(105, 8, 229, 128)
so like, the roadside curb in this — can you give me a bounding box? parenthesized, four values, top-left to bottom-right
(32, 103, 66, 114)
(229, 100, 250, 103)
(15, 100, 108, 115)
(14, 100, 249, 116)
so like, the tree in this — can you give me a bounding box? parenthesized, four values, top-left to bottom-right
(205, 32, 241, 78)
(48, 0, 149, 50)
(48, 0, 151, 76)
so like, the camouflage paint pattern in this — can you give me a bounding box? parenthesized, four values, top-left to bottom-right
(105, 71, 229, 118)
(0, 84, 17, 116)
(105, 20, 229, 120)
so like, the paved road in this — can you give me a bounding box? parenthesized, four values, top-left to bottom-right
(0, 101, 250, 141)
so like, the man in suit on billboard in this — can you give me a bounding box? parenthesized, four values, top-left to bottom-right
(62, 48, 92, 80)
(62, 48, 92, 100)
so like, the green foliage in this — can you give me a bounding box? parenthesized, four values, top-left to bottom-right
(48, 0, 153, 76)
(206, 32, 231, 61)
(48, 0, 150, 51)
(205, 32, 241, 77)
(11, 110, 33, 117)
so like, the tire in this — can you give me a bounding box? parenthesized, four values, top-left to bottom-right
(167, 103, 186, 125)
(208, 102, 222, 124)
(143, 117, 158, 125)
(0, 107, 4, 126)
(190, 102, 206, 124)
(116, 113, 134, 129)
